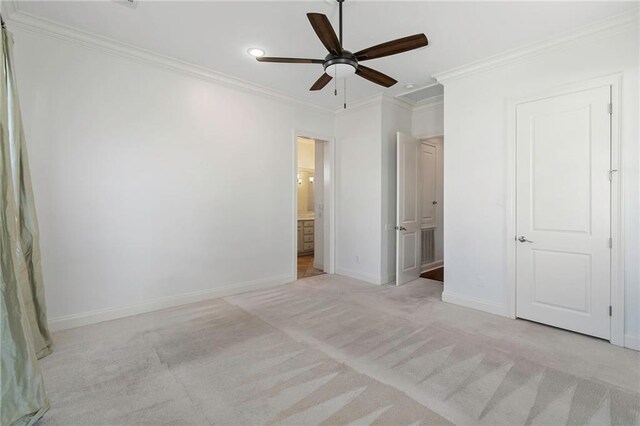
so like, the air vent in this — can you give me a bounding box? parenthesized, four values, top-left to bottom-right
(114, 0, 138, 9)
(421, 228, 435, 266)
(396, 83, 443, 105)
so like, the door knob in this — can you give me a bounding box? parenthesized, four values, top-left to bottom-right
(432, 201, 438, 205)
(518, 236, 533, 243)
(395, 226, 407, 231)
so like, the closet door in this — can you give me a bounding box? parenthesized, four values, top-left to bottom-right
(515, 85, 611, 339)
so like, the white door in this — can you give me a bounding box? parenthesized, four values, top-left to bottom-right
(396, 132, 422, 285)
(516, 85, 611, 339)
(421, 143, 438, 227)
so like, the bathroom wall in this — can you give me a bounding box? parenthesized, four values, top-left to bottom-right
(297, 137, 315, 214)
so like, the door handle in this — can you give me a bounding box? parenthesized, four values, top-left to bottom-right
(395, 226, 407, 231)
(517, 236, 533, 243)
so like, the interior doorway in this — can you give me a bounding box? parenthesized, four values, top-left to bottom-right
(295, 135, 333, 280)
(419, 137, 444, 282)
(395, 132, 444, 285)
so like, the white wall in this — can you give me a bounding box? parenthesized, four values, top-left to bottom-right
(439, 21, 639, 341)
(334, 96, 412, 285)
(12, 27, 333, 327)
(412, 100, 444, 138)
(335, 102, 383, 283)
(297, 138, 315, 170)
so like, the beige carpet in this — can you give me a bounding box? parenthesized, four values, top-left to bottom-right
(40, 275, 639, 425)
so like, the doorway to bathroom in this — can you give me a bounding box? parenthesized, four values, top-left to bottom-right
(294, 134, 334, 280)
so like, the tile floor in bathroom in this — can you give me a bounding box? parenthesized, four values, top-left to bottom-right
(297, 255, 325, 279)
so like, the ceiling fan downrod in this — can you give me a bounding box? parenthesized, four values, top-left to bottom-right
(338, 0, 343, 47)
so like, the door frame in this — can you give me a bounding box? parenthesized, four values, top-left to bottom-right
(292, 130, 336, 279)
(396, 132, 423, 286)
(415, 133, 445, 276)
(506, 74, 624, 346)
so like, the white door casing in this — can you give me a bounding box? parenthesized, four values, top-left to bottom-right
(396, 132, 422, 286)
(515, 85, 611, 339)
(314, 141, 324, 270)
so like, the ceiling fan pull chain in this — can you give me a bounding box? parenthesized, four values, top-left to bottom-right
(334, 69, 337, 96)
(343, 79, 347, 109)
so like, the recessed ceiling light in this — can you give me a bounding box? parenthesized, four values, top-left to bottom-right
(247, 48, 265, 57)
(404, 83, 415, 90)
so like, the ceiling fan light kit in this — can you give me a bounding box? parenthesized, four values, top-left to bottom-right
(323, 51, 357, 78)
(256, 0, 428, 106)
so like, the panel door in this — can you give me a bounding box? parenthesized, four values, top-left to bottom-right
(396, 132, 422, 286)
(516, 85, 611, 339)
(421, 143, 438, 227)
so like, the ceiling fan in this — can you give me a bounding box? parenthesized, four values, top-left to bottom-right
(256, 0, 428, 93)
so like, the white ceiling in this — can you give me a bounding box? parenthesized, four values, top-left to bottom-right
(15, 1, 637, 109)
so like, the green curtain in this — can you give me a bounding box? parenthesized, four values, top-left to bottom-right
(1, 21, 52, 426)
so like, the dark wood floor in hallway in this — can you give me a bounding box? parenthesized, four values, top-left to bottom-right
(420, 266, 444, 282)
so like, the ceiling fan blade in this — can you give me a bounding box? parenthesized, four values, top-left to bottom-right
(355, 65, 397, 88)
(307, 13, 342, 54)
(256, 57, 324, 64)
(310, 73, 333, 91)
(354, 34, 428, 61)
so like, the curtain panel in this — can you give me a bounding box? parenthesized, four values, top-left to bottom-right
(1, 22, 52, 426)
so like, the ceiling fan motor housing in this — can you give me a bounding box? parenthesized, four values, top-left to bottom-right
(323, 50, 358, 78)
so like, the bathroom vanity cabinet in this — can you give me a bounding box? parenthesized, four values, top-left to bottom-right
(297, 219, 314, 255)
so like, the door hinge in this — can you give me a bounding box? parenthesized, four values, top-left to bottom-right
(608, 237, 613, 248)
(608, 103, 612, 115)
(609, 169, 618, 181)
(609, 305, 612, 316)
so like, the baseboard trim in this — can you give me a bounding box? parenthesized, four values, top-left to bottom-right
(381, 274, 396, 285)
(336, 267, 385, 285)
(421, 260, 444, 274)
(442, 290, 509, 317)
(625, 334, 640, 351)
(48, 274, 293, 331)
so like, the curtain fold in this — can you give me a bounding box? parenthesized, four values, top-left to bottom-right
(1, 22, 52, 426)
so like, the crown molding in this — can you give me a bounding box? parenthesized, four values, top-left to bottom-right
(334, 92, 413, 115)
(412, 95, 443, 113)
(334, 92, 383, 114)
(394, 81, 444, 106)
(2, 7, 334, 114)
(381, 93, 414, 112)
(433, 10, 638, 84)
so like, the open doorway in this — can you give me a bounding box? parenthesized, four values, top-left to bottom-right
(395, 133, 444, 285)
(419, 136, 444, 282)
(296, 136, 332, 279)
